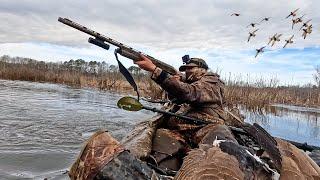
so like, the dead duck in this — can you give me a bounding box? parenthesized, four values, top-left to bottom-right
(260, 17, 271, 23)
(175, 123, 320, 180)
(255, 46, 266, 58)
(247, 29, 259, 42)
(283, 35, 294, 48)
(247, 23, 259, 28)
(299, 19, 312, 30)
(292, 14, 305, 29)
(231, 13, 240, 16)
(286, 8, 300, 19)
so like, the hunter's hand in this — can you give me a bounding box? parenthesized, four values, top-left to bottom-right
(173, 73, 182, 81)
(134, 55, 157, 72)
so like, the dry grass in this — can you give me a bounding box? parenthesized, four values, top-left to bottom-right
(1, 55, 319, 109)
(223, 74, 320, 109)
(0, 55, 164, 99)
(225, 86, 320, 110)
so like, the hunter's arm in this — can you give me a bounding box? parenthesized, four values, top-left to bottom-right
(151, 68, 224, 105)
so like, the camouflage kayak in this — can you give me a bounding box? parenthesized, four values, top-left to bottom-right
(68, 114, 320, 180)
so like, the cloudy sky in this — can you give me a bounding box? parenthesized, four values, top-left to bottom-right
(0, 0, 319, 85)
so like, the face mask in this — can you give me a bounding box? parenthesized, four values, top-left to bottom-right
(185, 67, 206, 82)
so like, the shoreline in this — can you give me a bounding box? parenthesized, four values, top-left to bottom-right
(1, 56, 319, 109)
(1, 77, 320, 110)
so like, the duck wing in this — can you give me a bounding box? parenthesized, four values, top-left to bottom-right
(305, 19, 312, 24)
(276, 34, 282, 38)
(299, 24, 305, 30)
(285, 14, 291, 19)
(292, 21, 295, 29)
(293, 8, 300, 14)
(289, 35, 294, 40)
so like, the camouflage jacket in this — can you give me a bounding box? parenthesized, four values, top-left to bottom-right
(151, 67, 226, 122)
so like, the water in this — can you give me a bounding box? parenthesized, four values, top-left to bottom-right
(0, 79, 319, 179)
(244, 104, 320, 147)
(0, 80, 154, 179)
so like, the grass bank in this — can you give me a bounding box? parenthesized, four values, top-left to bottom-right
(1, 55, 319, 109)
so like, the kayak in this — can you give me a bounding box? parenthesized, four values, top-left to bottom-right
(68, 112, 320, 180)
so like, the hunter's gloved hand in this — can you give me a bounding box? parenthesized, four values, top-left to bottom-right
(134, 55, 157, 72)
(172, 72, 183, 81)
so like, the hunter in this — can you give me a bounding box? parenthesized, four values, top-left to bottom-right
(135, 55, 228, 127)
(69, 55, 320, 180)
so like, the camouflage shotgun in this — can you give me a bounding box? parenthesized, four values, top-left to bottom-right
(58, 17, 178, 75)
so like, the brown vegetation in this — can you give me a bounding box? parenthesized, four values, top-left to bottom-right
(314, 65, 320, 88)
(224, 74, 320, 109)
(0, 55, 163, 99)
(1, 55, 319, 109)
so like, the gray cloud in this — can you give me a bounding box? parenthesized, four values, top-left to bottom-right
(0, 0, 319, 50)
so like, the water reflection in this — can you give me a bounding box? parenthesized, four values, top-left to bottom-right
(243, 104, 320, 146)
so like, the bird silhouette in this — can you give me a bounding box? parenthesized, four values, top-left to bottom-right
(283, 35, 294, 48)
(260, 17, 271, 23)
(268, 33, 282, 47)
(268, 34, 277, 45)
(307, 24, 313, 31)
(255, 46, 266, 58)
(302, 29, 308, 39)
(268, 33, 277, 45)
(291, 15, 305, 29)
(273, 34, 282, 46)
(302, 24, 312, 39)
(248, 29, 259, 42)
(286, 8, 300, 19)
(299, 19, 312, 30)
(247, 23, 259, 28)
(231, 13, 240, 16)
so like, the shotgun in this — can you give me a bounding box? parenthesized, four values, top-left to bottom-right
(58, 17, 178, 75)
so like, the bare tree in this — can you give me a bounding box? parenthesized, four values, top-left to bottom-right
(313, 66, 320, 87)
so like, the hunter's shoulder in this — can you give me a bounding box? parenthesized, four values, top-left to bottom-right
(201, 73, 224, 84)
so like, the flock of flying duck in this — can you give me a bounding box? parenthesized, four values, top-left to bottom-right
(231, 8, 313, 58)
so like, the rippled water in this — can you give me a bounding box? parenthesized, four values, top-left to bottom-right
(0, 79, 319, 179)
(0, 80, 154, 179)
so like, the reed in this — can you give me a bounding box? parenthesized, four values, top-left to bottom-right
(1, 55, 319, 109)
(224, 76, 320, 109)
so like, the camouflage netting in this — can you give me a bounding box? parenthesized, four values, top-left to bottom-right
(121, 115, 163, 159)
(69, 130, 124, 180)
(94, 151, 158, 180)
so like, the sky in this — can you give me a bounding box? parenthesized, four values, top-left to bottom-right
(0, 0, 319, 85)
